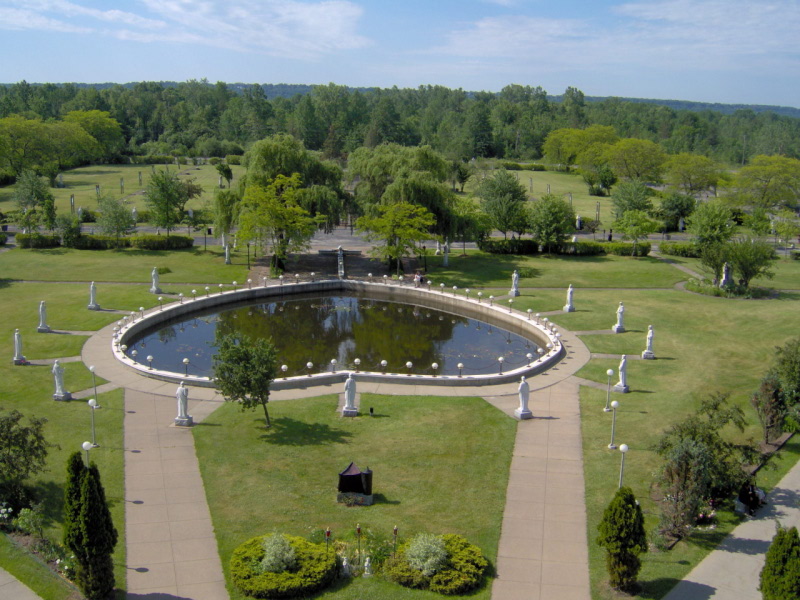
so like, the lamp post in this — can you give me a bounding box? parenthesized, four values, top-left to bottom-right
(381, 360, 388, 374)
(139, 306, 145, 319)
(354, 358, 361, 373)
(247, 278, 252, 289)
(279, 275, 284, 286)
(535, 312, 541, 323)
(465, 288, 470, 299)
(89, 365, 98, 400)
(537, 347, 544, 362)
(330, 358, 337, 373)
(527, 309, 532, 320)
(477, 292, 482, 303)
(452, 285, 458, 296)
(546, 342, 553, 355)
(618, 444, 629, 488)
(262, 276, 268, 288)
(608, 400, 619, 449)
(393, 525, 398, 556)
(233, 280, 238, 291)
(88, 399, 100, 447)
(508, 299, 513, 313)
(431, 362, 438, 377)
(205, 286, 210, 297)
(294, 274, 299, 284)
(440, 283, 445, 293)
(218, 283, 224, 294)
(158, 296, 163, 310)
(147, 355, 153, 370)
(183, 357, 189, 376)
(526, 353, 533, 366)
(406, 361, 413, 376)
(489, 295, 494, 306)
(179, 293, 184, 304)
(82, 441, 92, 466)
(281, 365, 288, 379)
(306, 362, 313, 376)
(192, 289, 197, 301)
(457, 362, 464, 377)
(131, 349, 138, 360)
(604, 369, 614, 411)
(498, 356, 504, 374)
(368, 273, 373, 282)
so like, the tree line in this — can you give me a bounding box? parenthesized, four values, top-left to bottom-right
(1, 80, 799, 174)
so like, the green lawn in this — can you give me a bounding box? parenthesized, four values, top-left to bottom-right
(193, 394, 517, 600)
(0, 163, 246, 216)
(665, 255, 800, 289)
(424, 250, 684, 289)
(0, 246, 249, 283)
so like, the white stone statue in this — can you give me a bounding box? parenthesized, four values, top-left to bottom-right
(435, 240, 441, 255)
(720, 262, 733, 288)
(363, 557, 372, 576)
(343, 374, 358, 417)
(341, 557, 350, 577)
(88, 281, 100, 310)
(131, 207, 138, 223)
(37, 300, 50, 332)
(52, 359, 71, 400)
(612, 302, 625, 333)
(614, 355, 629, 393)
(642, 325, 655, 359)
(149, 267, 161, 294)
(442, 241, 449, 267)
(563, 284, 575, 312)
(13, 329, 26, 364)
(509, 270, 520, 297)
(576, 214, 582, 230)
(224, 245, 231, 265)
(175, 381, 193, 426)
(515, 376, 532, 419)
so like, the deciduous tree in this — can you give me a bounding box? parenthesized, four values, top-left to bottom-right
(357, 201, 435, 275)
(727, 237, 777, 288)
(528, 193, 575, 253)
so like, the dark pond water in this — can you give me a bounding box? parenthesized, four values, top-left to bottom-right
(125, 293, 541, 378)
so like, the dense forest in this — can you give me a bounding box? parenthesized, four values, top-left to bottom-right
(1, 80, 799, 173)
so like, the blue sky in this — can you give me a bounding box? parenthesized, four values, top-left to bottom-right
(0, 0, 798, 107)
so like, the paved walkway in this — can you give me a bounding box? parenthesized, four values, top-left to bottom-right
(663, 461, 800, 600)
(0, 567, 43, 600)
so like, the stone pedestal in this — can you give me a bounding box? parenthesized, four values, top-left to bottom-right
(514, 407, 533, 420)
(87, 303, 100, 311)
(174, 416, 193, 427)
(612, 324, 625, 333)
(53, 392, 72, 401)
(342, 407, 359, 417)
(563, 304, 574, 313)
(509, 288, 520, 297)
(13, 357, 27, 365)
(37, 326, 51, 333)
(642, 350, 655, 360)
(613, 384, 629, 393)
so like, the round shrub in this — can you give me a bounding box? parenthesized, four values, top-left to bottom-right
(405, 533, 447, 576)
(260, 534, 297, 573)
(230, 535, 336, 599)
(386, 534, 487, 595)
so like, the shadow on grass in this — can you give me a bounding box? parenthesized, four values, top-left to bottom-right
(259, 417, 353, 446)
(639, 578, 716, 599)
(0, 278, 12, 289)
(372, 493, 400, 505)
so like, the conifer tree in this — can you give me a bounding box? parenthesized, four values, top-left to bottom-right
(760, 525, 800, 600)
(597, 486, 648, 591)
(62, 452, 85, 556)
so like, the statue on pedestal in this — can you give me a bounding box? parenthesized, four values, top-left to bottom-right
(224, 245, 231, 265)
(614, 355, 630, 393)
(612, 302, 625, 333)
(514, 376, 533, 420)
(174, 381, 193, 426)
(88, 281, 100, 310)
(13, 329, 26, 364)
(37, 300, 51, 332)
(343, 374, 358, 417)
(52, 359, 71, 400)
(642, 325, 656, 359)
(563, 284, 575, 312)
(149, 267, 161, 294)
(509, 270, 520, 297)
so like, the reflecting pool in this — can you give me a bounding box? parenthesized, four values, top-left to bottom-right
(125, 292, 541, 378)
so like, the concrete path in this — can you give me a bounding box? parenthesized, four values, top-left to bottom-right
(124, 389, 228, 599)
(663, 459, 800, 600)
(0, 567, 43, 600)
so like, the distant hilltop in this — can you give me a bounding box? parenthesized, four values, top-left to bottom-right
(2, 81, 798, 119)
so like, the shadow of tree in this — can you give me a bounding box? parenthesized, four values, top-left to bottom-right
(639, 578, 716, 599)
(258, 417, 353, 446)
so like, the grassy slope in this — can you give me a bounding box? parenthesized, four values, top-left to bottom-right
(193, 394, 516, 600)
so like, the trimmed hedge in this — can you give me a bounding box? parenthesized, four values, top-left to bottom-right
(559, 240, 605, 256)
(16, 233, 61, 249)
(73, 235, 132, 250)
(659, 241, 700, 258)
(0, 233, 6, 246)
(603, 241, 651, 257)
(385, 534, 487, 595)
(130, 235, 193, 250)
(476, 238, 539, 255)
(230, 535, 336, 599)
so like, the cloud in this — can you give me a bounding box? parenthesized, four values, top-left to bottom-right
(0, 0, 369, 59)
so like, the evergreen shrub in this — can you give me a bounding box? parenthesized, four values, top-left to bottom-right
(760, 525, 800, 600)
(476, 238, 539, 254)
(73, 235, 132, 250)
(385, 533, 487, 595)
(0, 233, 6, 245)
(603, 241, 651, 256)
(230, 535, 336, 599)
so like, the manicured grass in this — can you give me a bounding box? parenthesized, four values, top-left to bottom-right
(0, 246, 249, 283)
(0, 533, 79, 600)
(0, 163, 246, 215)
(545, 286, 800, 599)
(424, 250, 684, 289)
(666, 255, 800, 289)
(193, 394, 517, 599)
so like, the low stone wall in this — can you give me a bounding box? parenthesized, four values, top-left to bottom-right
(114, 279, 565, 389)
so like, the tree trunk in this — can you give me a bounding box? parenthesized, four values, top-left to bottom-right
(261, 401, 271, 428)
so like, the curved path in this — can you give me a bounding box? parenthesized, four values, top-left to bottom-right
(76, 292, 595, 599)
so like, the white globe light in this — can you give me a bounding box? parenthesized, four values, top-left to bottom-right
(611, 400, 619, 409)
(607, 369, 614, 376)
(82, 441, 92, 451)
(620, 444, 629, 453)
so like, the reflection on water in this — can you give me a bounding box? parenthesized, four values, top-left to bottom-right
(126, 293, 539, 377)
